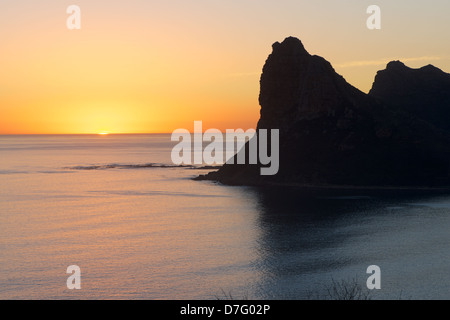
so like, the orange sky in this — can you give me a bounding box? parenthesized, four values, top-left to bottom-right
(1, 1, 450, 134)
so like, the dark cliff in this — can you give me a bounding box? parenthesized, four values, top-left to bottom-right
(369, 60, 450, 133)
(198, 37, 450, 187)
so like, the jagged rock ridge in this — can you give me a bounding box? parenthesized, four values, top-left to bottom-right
(369, 60, 450, 133)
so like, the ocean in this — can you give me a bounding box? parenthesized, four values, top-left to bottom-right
(1, 134, 450, 299)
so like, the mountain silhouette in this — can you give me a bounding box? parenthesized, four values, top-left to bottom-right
(369, 60, 450, 133)
(197, 37, 450, 187)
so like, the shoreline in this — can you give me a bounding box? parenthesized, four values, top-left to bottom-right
(194, 171, 450, 194)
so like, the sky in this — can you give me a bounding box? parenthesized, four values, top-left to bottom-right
(1, 0, 450, 134)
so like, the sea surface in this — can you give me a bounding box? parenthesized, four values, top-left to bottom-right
(1, 134, 450, 299)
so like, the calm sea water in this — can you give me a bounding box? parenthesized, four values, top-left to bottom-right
(1, 134, 450, 300)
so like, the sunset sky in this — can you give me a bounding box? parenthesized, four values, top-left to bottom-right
(1, 0, 450, 134)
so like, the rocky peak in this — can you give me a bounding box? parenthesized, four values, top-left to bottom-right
(258, 37, 366, 131)
(386, 60, 407, 70)
(369, 61, 450, 132)
(271, 37, 310, 56)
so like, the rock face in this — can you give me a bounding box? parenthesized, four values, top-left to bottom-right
(198, 37, 450, 187)
(369, 61, 450, 133)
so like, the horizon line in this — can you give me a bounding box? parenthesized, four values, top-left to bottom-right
(0, 133, 174, 135)
(0, 131, 258, 135)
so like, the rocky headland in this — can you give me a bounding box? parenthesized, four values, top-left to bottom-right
(197, 37, 450, 188)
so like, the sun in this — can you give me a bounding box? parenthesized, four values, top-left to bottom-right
(98, 132, 109, 135)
